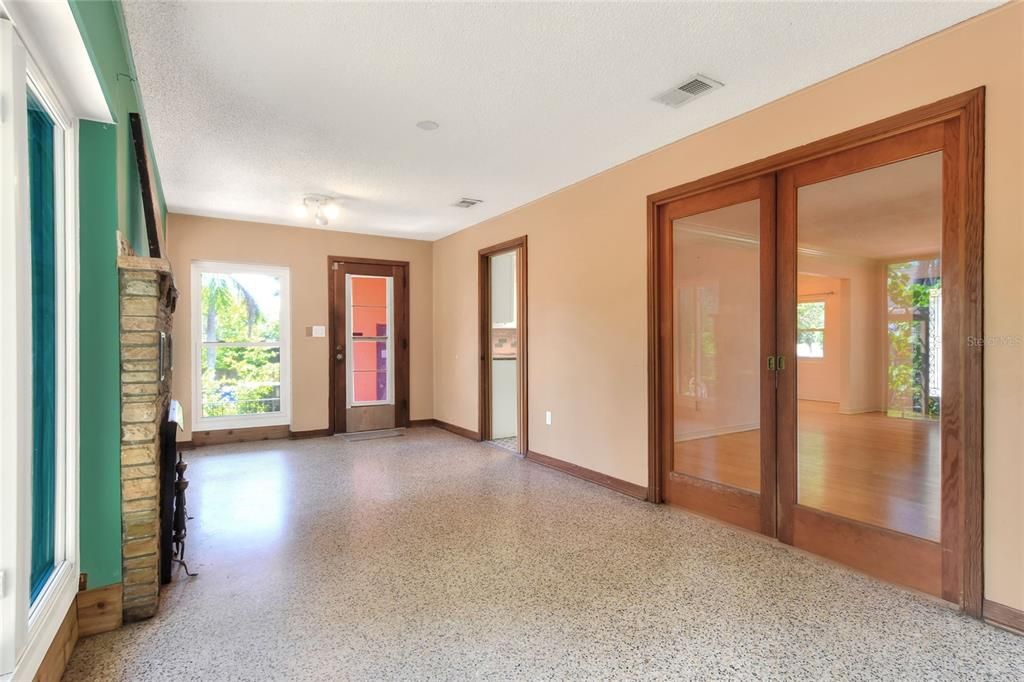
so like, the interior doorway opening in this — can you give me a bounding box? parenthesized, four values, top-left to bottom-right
(479, 237, 528, 454)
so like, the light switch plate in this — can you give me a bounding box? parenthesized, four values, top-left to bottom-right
(545, 410, 552, 426)
(309, 325, 326, 338)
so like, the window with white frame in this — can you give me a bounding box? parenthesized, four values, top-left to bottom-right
(796, 300, 826, 358)
(0, 17, 81, 679)
(191, 262, 291, 430)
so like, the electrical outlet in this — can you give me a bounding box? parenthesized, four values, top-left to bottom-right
(545, 410, 552, 426)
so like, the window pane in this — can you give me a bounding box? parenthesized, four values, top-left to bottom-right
(797, 330, 824, 358)
(351, 306, 388, 337)
(351, 276, 387, 307)
(28, 88, 57, 601)
(797, 301, 825, 330)
(201, 346, 281, 417)
(886, 258, 941, 418)
(353, 371, 388, 402)
(352, 340, 388, 372)
(200, 272, 281, 342)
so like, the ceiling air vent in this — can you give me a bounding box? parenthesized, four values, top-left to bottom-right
(653, 74, 723, 108)
(453, 197, 483, 208)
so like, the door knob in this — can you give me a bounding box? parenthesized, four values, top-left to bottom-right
(336, 353, 343, 361)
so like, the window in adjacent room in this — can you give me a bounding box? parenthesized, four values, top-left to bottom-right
(796, 300, 826, 358)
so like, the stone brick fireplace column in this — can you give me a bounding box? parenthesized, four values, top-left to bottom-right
(118, 255, 176, 621)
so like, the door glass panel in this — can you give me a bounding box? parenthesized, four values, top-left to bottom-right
(348, 275, 392, 405)
(353, 371, 388, 402)
(489, 251, 518, 447)
(672, 199, 761, 493)
(352, 339, 388, 372)
(795, 152, 941, 540)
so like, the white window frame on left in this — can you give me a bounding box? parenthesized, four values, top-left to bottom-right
(0, 17, 81, 682)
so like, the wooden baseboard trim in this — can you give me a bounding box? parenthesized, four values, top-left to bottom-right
(34, 597, 79, 682)
(176, 439, 195, 450)
(408, 419, 434, 428)
(985, 599, 1024, 635)
(288, 428, 332, 440)
(526, 450, 648, 501)
(432, 419, 481, 441)
(190, 424, 290, 447)
(77, 583, 122, 638)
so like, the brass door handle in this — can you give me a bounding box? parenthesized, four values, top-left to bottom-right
(336, 353, 343, 361)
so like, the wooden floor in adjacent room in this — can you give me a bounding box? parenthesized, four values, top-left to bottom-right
(675, 400, 940, 540)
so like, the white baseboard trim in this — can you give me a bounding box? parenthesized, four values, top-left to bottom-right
(838, 406, 884, 415)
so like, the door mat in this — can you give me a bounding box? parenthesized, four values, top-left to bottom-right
(340, 428, 405, 442)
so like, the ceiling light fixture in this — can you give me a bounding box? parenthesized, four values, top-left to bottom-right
(299, 194, 339, 227)
(416, 120, 439, 131)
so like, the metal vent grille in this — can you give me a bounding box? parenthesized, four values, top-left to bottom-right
(679, 79, 714, 96)
(653, 74, 723, 108)
(454, 198, 483, 208)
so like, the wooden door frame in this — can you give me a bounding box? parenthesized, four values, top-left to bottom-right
(654, 175, 777, 536)
(478, 236, 528, 453)
(776, 121, 958, 602)
(647, 88, 984, 616)
(327, 256, 411, 434)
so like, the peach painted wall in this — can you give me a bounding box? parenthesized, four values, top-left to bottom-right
(797, 275, 842, 404)
(167, 213, 434, 440)
(430, 4, 1023, 609)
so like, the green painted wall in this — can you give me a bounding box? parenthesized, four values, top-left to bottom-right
(78, 121, 122, 587)
(71, 0, 166, 588)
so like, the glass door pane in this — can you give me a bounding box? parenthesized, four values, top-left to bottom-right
(672, 199, 761, 493)
(795, 152, 942, 540)
(347, 275, 393, 406)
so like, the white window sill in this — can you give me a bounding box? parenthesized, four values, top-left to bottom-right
(193, 412, 290, 432)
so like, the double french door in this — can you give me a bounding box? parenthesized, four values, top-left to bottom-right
(651, 93, 983, 611)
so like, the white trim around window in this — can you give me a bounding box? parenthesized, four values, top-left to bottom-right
(0, 17, 80, 682)
(190, 261, 291, 432)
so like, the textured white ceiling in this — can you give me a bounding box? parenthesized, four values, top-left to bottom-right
(122, 1, 998, 241)
(676, 152, 941, 260)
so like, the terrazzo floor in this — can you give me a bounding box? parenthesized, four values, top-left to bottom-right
(65, 427, 1023, 680)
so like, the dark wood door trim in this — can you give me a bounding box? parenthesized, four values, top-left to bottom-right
(647, 88, 984, 616)
(478, 236, 528, 452)
(650, 175, 777, 535)
(327, 256, 411, 435)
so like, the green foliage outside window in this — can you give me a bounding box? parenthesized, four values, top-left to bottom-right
(797, 301, 825, 358)
(201, 274, 282, 417)
(887, 261, 941, 420)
